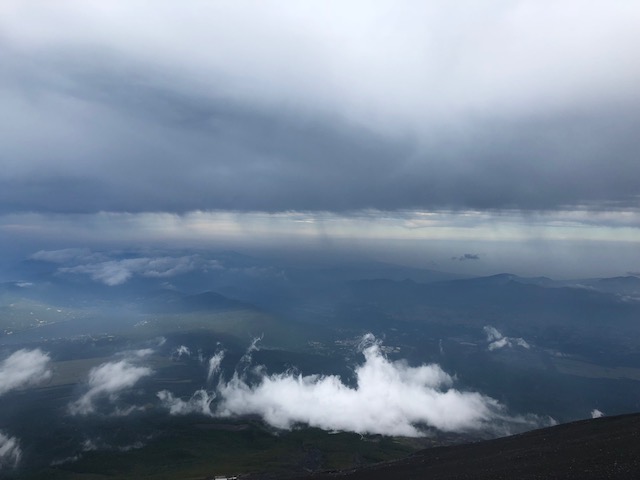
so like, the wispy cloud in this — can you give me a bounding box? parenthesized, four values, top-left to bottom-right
(451, 253, 480, 261)
(69, 353, 153, 415)
(0, 432, 21, 471)
(118, 348, 154, 359)
(484, 326, 530, 351)
(158, 349, 225, 416)
(207, 351, 225, 383)
(30, 249, 225, 286)
(157, 389, 217, 417)
(30, 248, 102, 264)
(59, 256, 207, 286)
(0, 349, 52, 396)
(173, 345, 191, 358)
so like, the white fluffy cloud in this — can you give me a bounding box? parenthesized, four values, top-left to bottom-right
(203, 335, 537, 436)
(0, 349, 52, 396)
(69, 356, 153, 415)
(0, 432, 21, 471)
(484, 326, 530, 351)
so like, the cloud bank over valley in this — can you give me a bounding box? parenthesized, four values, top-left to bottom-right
(158, 335, 547, 437)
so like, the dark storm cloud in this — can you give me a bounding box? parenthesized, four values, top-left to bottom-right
(2, 1, 640, 215)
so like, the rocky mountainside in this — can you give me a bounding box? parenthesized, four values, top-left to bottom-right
(290, 413, 640, 480)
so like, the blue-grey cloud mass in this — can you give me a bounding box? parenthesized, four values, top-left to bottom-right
(1, 1, 640, 215)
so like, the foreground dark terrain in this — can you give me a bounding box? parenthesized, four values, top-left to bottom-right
(292, 413, 640, 480)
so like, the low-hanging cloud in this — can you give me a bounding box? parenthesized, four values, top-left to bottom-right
(484, 326, 530, 351)
(30, 249, 224, 286)
(207, 351, 225, 382)
(157, 389, 216, 417)
(0, 349, 52, 396)
(157, 349, 225, 416)
(173, 345, 191, 358)
(452, 253, 480, 261)
(59, 256, 204, 286)
(0, 431, 21, 471)
(203, 335, 541, 436)
(30, 248, 105, 264)
(69, 354, 153, 415)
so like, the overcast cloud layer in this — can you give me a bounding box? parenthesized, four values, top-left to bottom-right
(2, 1, 640, 214)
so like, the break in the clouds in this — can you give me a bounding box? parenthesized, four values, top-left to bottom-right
(69, 352, 153, 415)
(0, 349, 52, 396)
(0, 431, 21, 471)
(199, 335, 541, 436)
(484, 326, 531, 351)
(2, 1, 640, 215)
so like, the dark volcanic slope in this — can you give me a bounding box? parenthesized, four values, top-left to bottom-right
(292, 414, 640, 480)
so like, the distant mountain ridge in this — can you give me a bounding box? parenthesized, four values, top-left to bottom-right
(143, 289, 251, 313)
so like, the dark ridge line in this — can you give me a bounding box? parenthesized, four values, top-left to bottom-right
(286, 413, 640, 479)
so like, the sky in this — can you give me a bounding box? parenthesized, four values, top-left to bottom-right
(1, 0, 639, 278)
